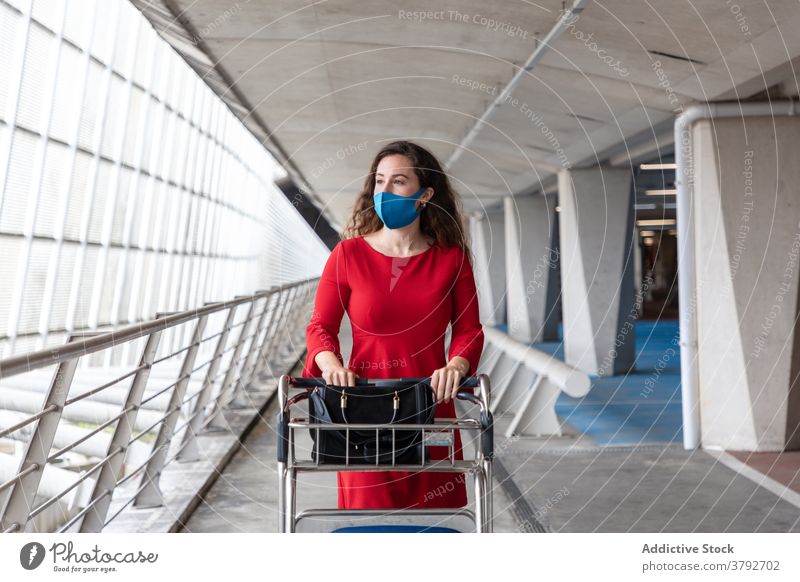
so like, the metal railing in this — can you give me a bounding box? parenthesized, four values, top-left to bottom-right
(0, 278, 318, 533)
(479, 325, 591, 437)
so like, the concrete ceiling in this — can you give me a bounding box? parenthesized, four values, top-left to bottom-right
(136, 0, 800, 231)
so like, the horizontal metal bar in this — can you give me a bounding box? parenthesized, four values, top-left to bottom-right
(172, 415, 193, 436)
(220, 343, 238, 357)
(289, 420, 481, 430)
(190, 359, 212, 374)
(47, 408, 133, 462)
(298, 507, 477, 519)
(0, 463, 39, 494)
(64, 366, 146, 406)
(119, 429, 195, 498)
(130, 386, 204, 445)
(130, 442, 173, 479)
(57, 488, 113, 532)
(138, 381, 182, 407)
(211, 366, 229, 383)
(115, 440, 174, 491)
(129, 409, 173, 442)
(227, 319, 249, 331)
(102, 476, 152, 527)
(290, 376, 480, 389)
(187, 348, 230, 378)
(129, 381, 204, 443)
(115, 452, 153, 488)
(0, 405, 59, 439)
(28, 447, 124, 520)
(151, 341, 198, 366)
(181, 389, 202, 407)
(292, 461, 481, 472)
(198, 330, 226, 345)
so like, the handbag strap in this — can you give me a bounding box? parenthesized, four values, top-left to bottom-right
(340, 388, 400, 425)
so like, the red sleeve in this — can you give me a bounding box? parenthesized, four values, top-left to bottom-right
(302, 241, 350, 378)
(447, 247, 485, 375)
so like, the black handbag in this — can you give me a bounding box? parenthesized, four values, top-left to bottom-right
(307, 379, 436, 465)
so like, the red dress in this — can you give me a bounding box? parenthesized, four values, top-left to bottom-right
(301, 235, 485, 509)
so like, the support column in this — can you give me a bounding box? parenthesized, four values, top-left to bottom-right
(504, 195, 560, 343)
(470, 208, 507, 326)
(558, 165, 636, 376)
(469, 214, 493, 325)
(693, 116, 800, 451)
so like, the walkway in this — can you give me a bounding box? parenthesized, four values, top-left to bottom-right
(181, 318, 800, 532)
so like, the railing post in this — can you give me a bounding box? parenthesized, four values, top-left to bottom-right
(134, 315, 208, 508)
(250, 287, 281, 379)
(232, 290, 277, 400)
(264, 285, 299, 373)
(280, 285, 304, 361)
(282, 283, 311, 360)
(0, 334, 83, 532)
(79, 328, 163, 530)
(206, 297, 258, 427)
(255, 286, 292, 378)
(178, 304, 238, 461)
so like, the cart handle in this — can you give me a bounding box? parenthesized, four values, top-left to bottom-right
(278, 374, 492, 433)
(289, 376, 480, 389)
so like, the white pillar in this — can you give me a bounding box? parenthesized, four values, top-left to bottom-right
(558, 166, 636, 376)
(474, 207, 507, 326)
(504, 195, 560, 343)
(693, 116, 800, 451)
(470, 214, 496, 326)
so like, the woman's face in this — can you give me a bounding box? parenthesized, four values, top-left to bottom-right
(374, 154, 421, 196)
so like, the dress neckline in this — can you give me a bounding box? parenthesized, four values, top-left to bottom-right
(357, 235, 435, 259)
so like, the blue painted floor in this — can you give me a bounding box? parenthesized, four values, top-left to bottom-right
(494, 320, 683, 446)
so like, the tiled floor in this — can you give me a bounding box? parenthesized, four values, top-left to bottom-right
(181, 317, 800, 532)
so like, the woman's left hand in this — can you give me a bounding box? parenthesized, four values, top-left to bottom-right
(430, 360, 469, 403)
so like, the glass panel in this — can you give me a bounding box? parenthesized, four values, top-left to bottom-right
(0, 4, 21, 121)
(0, 129, 38, 234)
(0, 0, 316, 354)
(16, 22, 55, 131)
(34, 139, 70, 237)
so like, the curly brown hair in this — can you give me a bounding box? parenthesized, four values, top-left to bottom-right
(341, 141, 472, 260)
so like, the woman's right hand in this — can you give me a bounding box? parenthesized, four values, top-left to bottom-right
(321, 365, 358, 387)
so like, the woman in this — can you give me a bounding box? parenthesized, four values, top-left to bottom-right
(301, 140, 485, 510)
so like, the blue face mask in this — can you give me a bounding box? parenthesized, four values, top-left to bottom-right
(373, 187, 426, 229)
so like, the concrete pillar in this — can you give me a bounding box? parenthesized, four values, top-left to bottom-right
(558, 166, 636, 376)
(693, 116, 800, 452)
(470, 214, 495, 326)
(634, 232, 643, 319)
(504, 195, 560, 343)
(544, 207, 562, 341)
(473, 208, 506, 326)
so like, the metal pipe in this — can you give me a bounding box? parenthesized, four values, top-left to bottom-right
(483, 325, 589, 397)
(673, 100, 799, 449)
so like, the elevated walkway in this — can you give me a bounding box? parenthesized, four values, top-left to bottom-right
(180, 318, 800, 532)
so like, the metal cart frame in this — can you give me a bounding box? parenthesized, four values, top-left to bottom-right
(277, 374, 494, 533)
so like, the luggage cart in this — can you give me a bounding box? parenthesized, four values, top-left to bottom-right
(277, 374, 493, 533)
